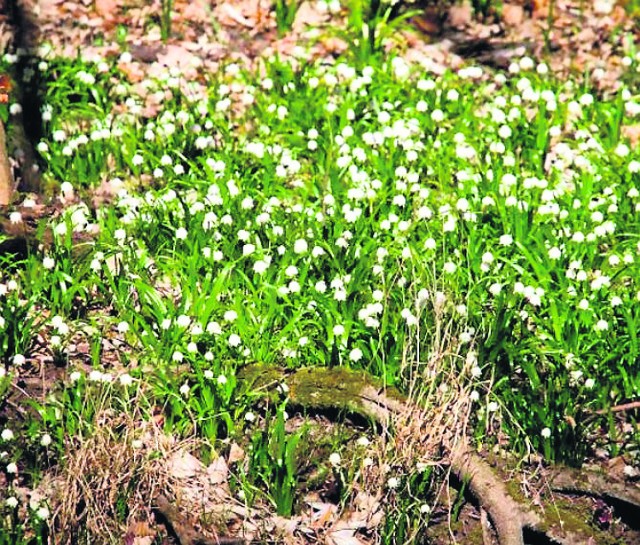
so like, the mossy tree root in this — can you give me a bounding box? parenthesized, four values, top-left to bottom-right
(167, 365, 638, 545)
(549, 467, 640, 510)
(449, 445, 604, 545)
(450, 443, 536, 545)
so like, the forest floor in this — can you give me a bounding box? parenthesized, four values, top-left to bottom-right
(0, 1, 640, 544)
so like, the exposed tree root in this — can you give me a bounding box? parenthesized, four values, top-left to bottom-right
(549, 466, 640, 509)
(450, 442, 538, 545)
(243, 365, 640, 545)
(41, 364, 640, 545)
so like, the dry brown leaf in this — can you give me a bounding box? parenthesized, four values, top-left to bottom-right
(126, 520, 155, 537)
(308, 501, 338, 528)
(169, 450, 204, 479)
(269, 515, 301, 544)
(94, 0, 119, 21)
(183, 0, 211, 22)
(206, 456, 229, 485)
(326, 523, 366, 545)
(228, 442, 246, 465)
(448, 3, 473, 29)
(220, 4, 255, 28)
(622, 124, 640, 146)
(531, 0, 549, 18)
(118, 61, 146, 83)
(292, 1, 328, 33)
(411, 7, 442, 36)
(130, 538, 153, 545)
(502, 3, 524, 26)
(157, 45, 193, 68)
(352, 491, 383, 527)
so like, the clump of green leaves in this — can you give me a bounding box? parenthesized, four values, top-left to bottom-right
(244, 403, 308, 516)
(274, 0, 304, 36)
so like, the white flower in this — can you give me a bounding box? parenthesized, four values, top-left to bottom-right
(489, 283, 502, 296)
(176, 315, 191, 328)
(117, 321, 129, 334)
(207, 321, 222, 335)
(548, 247, 562, 260)
(254, 260, 269, 274)
(224, 310, 238, 322)
(228, 334, 241, 347)
(499, 234, 513, 246)
(175, 227, 188, 240)
(387, 477, 400, 489)
(217, 375, 228, 385)
(498, 125, 512, 139)
(40, 434, 52, 447)
(179, 382, 190, 396)
(245, 411, 256, 422)
(36, 506, 50, 519)
(13, 354, 25, 366)
(293, 239, 308, 254)
(349, 348, 363, 362)
(6, 497, 18, 508)
(114, 228, 126, 242)
(1, 429, 14, 441)
(6, 462, 17, 474)
(42, 256, 55, 269)
(594, 319, 609, 332)
(329, 452, 341, 467)
(289, 280, 301, 293)
(541, 427, 551, 438)
(119, 373, 133, 387)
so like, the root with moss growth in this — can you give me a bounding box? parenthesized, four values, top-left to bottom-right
(235, 364, 640, 545)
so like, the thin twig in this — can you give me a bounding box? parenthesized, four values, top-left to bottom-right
(593, 401, 640, 415)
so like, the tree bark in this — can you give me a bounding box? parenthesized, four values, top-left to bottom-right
(0, 119, 14, 205)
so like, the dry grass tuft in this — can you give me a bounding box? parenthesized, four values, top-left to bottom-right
(38, 394, 199, 545)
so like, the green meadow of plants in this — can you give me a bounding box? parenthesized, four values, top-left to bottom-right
(1, 8, 640, 541)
